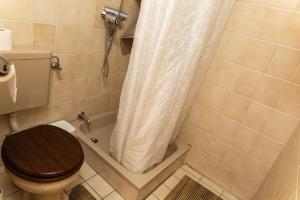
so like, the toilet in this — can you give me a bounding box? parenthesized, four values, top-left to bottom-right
(1, 125, 84, 200)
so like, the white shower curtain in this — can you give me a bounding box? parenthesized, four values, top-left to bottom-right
(110, 0, 235, 173)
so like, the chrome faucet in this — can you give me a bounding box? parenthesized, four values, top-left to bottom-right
(78, 112, 92, 131)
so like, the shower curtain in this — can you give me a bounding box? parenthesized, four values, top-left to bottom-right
(110, 0, 236, 173)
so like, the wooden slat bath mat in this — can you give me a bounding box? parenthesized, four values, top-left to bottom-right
(165, 176, 223, 200)
(69, 185, 96, 200)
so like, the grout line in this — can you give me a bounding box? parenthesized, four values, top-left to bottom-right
(192, 101, 287, 147)
(202, 74, 300, 122)
(237, 0, 300, 13)
(224, 29, 300, 52)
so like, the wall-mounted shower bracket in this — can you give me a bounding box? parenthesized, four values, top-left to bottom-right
(51, 56, 62, 71)
(0, 56, 10, 76)
(101, 7, 128, 25)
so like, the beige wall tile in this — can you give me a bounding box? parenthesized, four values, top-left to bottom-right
(292, 67, 300, 84)
(232, 175, 261, 200)
(251, 134, 283, 165)
(259, 9, 300, 49)
(206, 138, 230, 162)
(239, 0, 299, 10)
(213, 116, 239, 143)
(99, 93, 113, 112)
(75, 28, 93, 54)
(77, 0, 97, 27)
(54, 79, 72, 104)
(244, 40, 276, 72)
(214, 166, 237, 191)
(73, 54, 92, 78)
(197, 82, 229, 112)
(195, 154, 222, 183)
(33, 23, 56, 51)
(253, 76, 287, 107)
(56, 26, 76, 54)
(222, 147, 248, 173)
(217, 32, 253, 64)
(268, 46, 300, 80)
(72, 78, 88, 102)
(33, 0, 57, 24)
(179, 121, 212, 153)
(234, 68, 262, 98)
(187, 103, 221, 134)
(3, 0, 31, 21)
(4, 21, 33, 50)
(57, 0, 79, 25)
(254, 127, 300, 200)
(223, 93, 250, 122)
(243, 102, 274, 131)
(240, 157, 270, 183)
(226, 2, 267, 36)
(85, 96, 101, 116)
(0, 1, 2, 18)
(110, 91, 121, 109)
(184, 149, 206, 173)
(205, 60, 241, 90)
(232, 125, 260, 153)
(264, 112, 299, 144)
(87, 76, 102, 97)
(278, 84, 300, 118)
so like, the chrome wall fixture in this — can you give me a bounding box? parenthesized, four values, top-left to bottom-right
(101, 7, 128, 25)
(51, 56, 62, 71)
(0, 56, 10, 76)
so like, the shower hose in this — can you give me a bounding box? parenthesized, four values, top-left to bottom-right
(102, 0, 124, 78)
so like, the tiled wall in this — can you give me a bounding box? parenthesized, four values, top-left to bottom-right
(179, 0, 300, 199)
(253, 125, 300, 200)
(0, 1, 139, 145)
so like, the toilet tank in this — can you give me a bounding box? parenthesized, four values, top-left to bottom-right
(0, 51, 52, 115)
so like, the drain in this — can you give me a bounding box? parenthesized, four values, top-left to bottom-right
(90, 138, 98, 143)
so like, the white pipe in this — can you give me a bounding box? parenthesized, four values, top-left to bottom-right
(8, 112, 20, 132)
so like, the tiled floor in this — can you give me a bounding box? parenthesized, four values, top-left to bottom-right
(3, 162, 240, 200)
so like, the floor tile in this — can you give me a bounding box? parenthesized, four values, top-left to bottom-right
(145, 194, 159, 200)
(81, 182, 102, 200)
(200, 177, 223, 195)
(0, 167, 6, 174)
(221, 191, 241, 200)
(87, 175, 114, 197)
(6, 191, 22, 200)
(181, 165, 202, 179)
(104, 191, 124, 200)
(173, 168, 198, 182)
(164, 176, 179, 189)
(153, 184, 171, 200)
(0, 173, 20, 196)
(62, 192, 69, 200)
(80, 162, 97, 180)
(64, 176, 84, 192)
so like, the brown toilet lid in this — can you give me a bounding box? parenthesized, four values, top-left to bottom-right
(1, 125, 84, 182)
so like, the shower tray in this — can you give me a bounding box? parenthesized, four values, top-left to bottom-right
(72, 110, 190, 200)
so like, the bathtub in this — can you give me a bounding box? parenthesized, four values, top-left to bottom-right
(72, 110, 190, 200)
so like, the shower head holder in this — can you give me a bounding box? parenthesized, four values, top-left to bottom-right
(101, 7, 128, 25)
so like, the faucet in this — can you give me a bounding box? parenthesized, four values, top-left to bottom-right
(78, 112, 92, 131)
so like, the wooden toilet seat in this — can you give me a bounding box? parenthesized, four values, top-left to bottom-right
(1, 125, 84, 182)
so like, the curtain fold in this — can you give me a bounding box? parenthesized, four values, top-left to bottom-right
(110, 0, 236, 173)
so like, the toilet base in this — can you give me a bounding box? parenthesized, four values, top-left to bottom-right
(22, 190, 63, 200)
(7, 170, 79, 200)
(21, 190, 63, 200)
